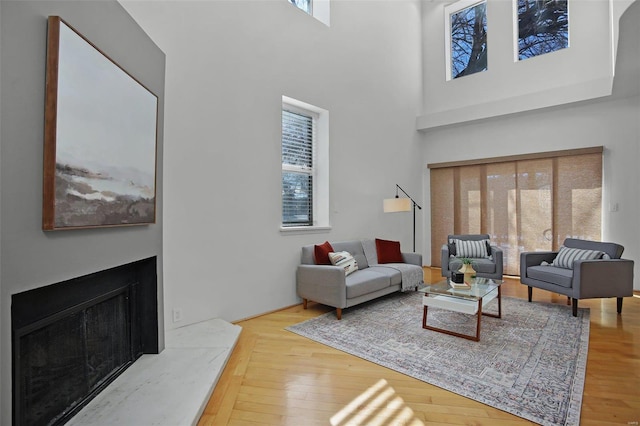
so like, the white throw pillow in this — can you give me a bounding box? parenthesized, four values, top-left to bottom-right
(552, 246, 604, 269)
(328, 251, 359, 276)
(453, 239, 489, 258)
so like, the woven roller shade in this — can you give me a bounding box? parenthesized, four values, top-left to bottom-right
(429, 148, 602, 276)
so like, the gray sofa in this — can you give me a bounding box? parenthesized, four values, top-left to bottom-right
(520, 238, 635, 316)
(297, 239, 423, 319)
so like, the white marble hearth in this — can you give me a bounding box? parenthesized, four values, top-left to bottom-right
(68, 318, 241, 426)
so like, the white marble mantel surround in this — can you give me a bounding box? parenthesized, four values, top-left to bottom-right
(68, 318, 241, 426)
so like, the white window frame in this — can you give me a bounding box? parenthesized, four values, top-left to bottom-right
(281, 96, 330, 233)
(444, 0, 488, 81)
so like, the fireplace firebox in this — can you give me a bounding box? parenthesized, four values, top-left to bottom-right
(11, 257, 158, 426)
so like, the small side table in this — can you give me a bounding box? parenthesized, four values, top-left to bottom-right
(419, 278, 502, 342)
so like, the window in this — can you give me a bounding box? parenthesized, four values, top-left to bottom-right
(516, 0, 568, 61)
(289, 0, 312, 16)
(287, 0, 330, 26)
(282, 108, 314, 226)
(281, 97, 329, 230)
(429, 147, 602, 275)
(445, 0, 488, 80)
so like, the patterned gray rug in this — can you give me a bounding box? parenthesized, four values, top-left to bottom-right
(286, 292, 589, 426)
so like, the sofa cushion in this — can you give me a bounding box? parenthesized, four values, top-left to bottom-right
(376, 239, 403, 263)
(367, 266, 402, 286)
(345, 269, 391, 299)
(328, 251, 359, 276)
(314, 241, 334, 265)
(527, 265, 574, 288)
(449, 258, 496, 275)
(333, 240, 369, 269)
(453, 238, 489, 258)
(552, 246, 603, 269)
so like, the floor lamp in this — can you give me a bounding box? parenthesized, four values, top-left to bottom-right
(383, 184, 422, 252)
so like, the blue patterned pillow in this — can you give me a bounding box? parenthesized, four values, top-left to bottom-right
(552, 246, 604, 269)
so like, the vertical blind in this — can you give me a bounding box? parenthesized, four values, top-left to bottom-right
(429, 148, 603, 276)
(282, 109, 315, 226)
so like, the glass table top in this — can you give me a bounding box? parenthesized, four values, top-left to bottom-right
(418, 277, 502, 301)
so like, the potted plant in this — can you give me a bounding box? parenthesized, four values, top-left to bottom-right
(458, 258, 476, 284)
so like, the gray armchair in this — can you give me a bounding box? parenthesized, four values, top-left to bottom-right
(441, 234, 503, 281)
(520, 238, 634, 316)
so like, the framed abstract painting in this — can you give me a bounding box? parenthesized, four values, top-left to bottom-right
(43, 16, 158, 230)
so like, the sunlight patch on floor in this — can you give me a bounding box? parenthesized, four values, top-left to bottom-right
(330, 379, 424, 426)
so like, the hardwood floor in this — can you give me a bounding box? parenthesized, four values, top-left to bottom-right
(198, 268, 640, 425)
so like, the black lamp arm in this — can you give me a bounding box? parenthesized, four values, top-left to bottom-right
(395, 184, 422, 210)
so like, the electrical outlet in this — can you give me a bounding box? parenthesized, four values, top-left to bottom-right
(172, 308, 182, 323)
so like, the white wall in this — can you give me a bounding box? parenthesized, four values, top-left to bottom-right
(421, 95, 639, 284)
(121, 0, 424, 327)
(420, 1, 640, 290)
(418, 0, 624, 129)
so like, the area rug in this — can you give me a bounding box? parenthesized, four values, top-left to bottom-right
(286, 292, 589, 426)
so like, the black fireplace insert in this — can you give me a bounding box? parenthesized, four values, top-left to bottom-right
(11, 257, 158, 426)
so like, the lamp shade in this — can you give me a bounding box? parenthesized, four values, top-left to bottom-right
(383, 197, 411, 213)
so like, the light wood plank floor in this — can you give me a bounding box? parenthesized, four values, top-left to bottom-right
(199, 268, 640, 425)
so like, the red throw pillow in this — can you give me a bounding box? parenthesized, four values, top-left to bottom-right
(376, 238, 404, 263)
(314, 241, 334, 265)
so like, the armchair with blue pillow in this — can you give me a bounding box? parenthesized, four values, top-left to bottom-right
(520, 238, 634, 316)
(441, 234, 504, 281)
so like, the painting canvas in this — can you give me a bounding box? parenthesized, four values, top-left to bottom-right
(43, 16, 158, 230)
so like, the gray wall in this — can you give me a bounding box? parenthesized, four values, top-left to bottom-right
(0, 1, 165, 422)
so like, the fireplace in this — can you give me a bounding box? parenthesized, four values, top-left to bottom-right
(11, 257, 158, 426)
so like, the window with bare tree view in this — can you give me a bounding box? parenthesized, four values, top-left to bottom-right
(447, 0, 487, 80)
(517, 0, 568, 60)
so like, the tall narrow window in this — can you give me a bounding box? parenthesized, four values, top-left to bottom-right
(282, 108, 315, 227)
(516, 0, 568, 61)
(445, 0, 488, 80)
(429, 148, 602, 275)
(281, 97, 329, 230)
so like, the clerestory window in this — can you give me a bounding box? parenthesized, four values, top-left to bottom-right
(515, 0, 569, 61)
(289, 0, 312, 15)
(287, 0, 330, 26)
(445, 0, 488, 80)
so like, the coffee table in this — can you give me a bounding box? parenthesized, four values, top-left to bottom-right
(419, 277, 502, 341)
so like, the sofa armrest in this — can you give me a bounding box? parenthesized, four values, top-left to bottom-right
(402, 252, 422, 266)
(520, 251, 558, 278)
(573, 258, 635, 299)
(490, 246, 503, 276)
(441, 244, 451, 275)
(296, 264, 347, 309)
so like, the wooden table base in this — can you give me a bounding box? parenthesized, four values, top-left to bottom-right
(422, 286, 502, 342)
